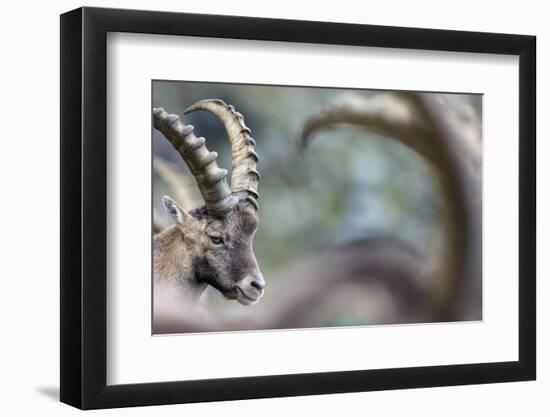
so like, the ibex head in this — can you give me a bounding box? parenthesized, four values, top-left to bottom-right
(153, 99, 265, 305)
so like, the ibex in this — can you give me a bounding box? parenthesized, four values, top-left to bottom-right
(152, 100, 265, 326)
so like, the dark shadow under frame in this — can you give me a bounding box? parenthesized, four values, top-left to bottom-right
(60, 6, 536, 410)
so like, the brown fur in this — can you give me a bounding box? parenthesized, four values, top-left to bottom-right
(153, 201, 263, 307)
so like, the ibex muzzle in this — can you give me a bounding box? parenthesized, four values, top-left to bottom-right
(153, 100, 264, 307)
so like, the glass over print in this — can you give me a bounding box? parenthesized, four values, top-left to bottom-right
(151, 81, 482, 335)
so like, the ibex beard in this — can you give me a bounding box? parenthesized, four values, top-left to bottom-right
(152, 99, 264, 326)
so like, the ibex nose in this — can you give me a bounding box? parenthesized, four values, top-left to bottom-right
(236, 275, 266, 305)
(250, 280, 265, 291)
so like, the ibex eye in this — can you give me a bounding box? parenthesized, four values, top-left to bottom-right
(209, 235, 223, 245)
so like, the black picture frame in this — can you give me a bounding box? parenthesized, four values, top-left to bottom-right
(60, 6, 536, 410)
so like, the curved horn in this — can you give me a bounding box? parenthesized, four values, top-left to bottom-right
(410, 93, 481, 321)
(300, 93, 481, 170)
(153, 107, 238, 216)
(184, 99, 260, 210)
(300, 92, 481, 321)
(300, 93, 439, 165)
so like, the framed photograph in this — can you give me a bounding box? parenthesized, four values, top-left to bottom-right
(60, 6, 536, 409)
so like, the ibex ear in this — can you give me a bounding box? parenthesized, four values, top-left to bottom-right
(162, 196, 189, 225)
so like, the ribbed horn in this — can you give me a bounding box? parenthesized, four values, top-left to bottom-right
(300, 93, 481, 170)
(300, 93, 439, 166)
(153, 107, 238, 216)
(299, 91, 481, 321)
(184, 99, 260, 210)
